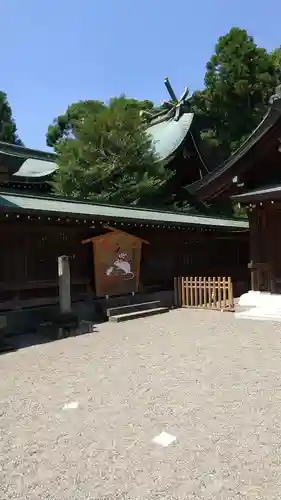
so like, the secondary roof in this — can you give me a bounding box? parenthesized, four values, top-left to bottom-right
(0, 141, 57, 178)
(0, 191, 249, 230)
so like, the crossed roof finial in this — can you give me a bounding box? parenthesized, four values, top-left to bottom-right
(164, 77, 178, 103)
(140, 78, 190, 125)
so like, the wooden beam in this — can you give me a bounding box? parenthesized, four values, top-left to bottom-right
(103, 224, 149, 244)
(82, 225, 149, 245)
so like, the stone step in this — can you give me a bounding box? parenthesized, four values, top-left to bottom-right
(237, 291, 281, 311)
(235, 307, 281, 322)
(108, 307, 169, 323)
(106, 300, 161, 317)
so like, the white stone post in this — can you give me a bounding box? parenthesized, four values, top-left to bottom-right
(58, 255, 71, 314)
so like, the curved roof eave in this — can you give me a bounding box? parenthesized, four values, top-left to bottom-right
(146, 113, 194, 162)
(0, 141, 58, 178)
(13, 158, 58, 178)
(188, 96, 281, 197)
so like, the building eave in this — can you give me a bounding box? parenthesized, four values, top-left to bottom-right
(0, 141, 57, 178)
(0, 191, 249, 230)
(232, 184, 281, 203)
(188, 96, 281, 201)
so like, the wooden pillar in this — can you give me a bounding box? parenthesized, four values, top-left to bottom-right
(248, 210, 259, 290)
(248, 206, 273, 292)
(58, 255, 71, 314)
(266, 202, 280, 293)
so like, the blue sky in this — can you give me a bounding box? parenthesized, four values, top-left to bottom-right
(1, 0, 280, 151)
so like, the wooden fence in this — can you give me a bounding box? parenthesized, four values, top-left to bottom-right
(174, 276, 234, 311)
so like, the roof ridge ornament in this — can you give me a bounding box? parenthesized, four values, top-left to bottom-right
(140, 77, 190, 126)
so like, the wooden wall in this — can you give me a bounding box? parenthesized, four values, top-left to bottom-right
(249, 203, 281, 292)
(0, 217, 249, 310)
(0, 219, 94, 310)
(136, 227, 249, 291)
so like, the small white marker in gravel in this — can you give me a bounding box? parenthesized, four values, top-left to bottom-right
(152, 431, 177, 447)
(63, 401, 79, 410)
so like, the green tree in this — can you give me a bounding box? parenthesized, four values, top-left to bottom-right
(50, 96, 169, 205)
(46, 97, 154, 147)
(270, 46, 281, 82)
(191, 28, 278, 166)
(0, 91, 23, 145)
(271, 46, 281, 68)
(46, 100, 106, 147)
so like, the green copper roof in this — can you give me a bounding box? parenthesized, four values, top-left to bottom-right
(13, 158, 57, 177)
(143, 78, 195, 162)
(0, 141, 57, 178)
(0, 191, 249, 230)
(146, 113, 194, 162)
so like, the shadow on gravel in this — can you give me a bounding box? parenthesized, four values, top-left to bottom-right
(0, 321, 100, 355)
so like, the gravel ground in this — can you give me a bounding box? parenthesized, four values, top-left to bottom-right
(1, 309, 281, 499)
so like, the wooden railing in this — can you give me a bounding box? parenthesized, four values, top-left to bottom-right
(174, 276, 234, 311)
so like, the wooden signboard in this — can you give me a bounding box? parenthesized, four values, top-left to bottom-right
(82, 226, 149, 297)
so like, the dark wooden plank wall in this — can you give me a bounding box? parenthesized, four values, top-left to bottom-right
(134, 227, 249, 290)
(0, 219, 94, 309)
(248, 204, 281, 292)
(0, 219, 249, 309)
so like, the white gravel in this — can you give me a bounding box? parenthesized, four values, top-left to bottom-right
(1, 309, 281, 499)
